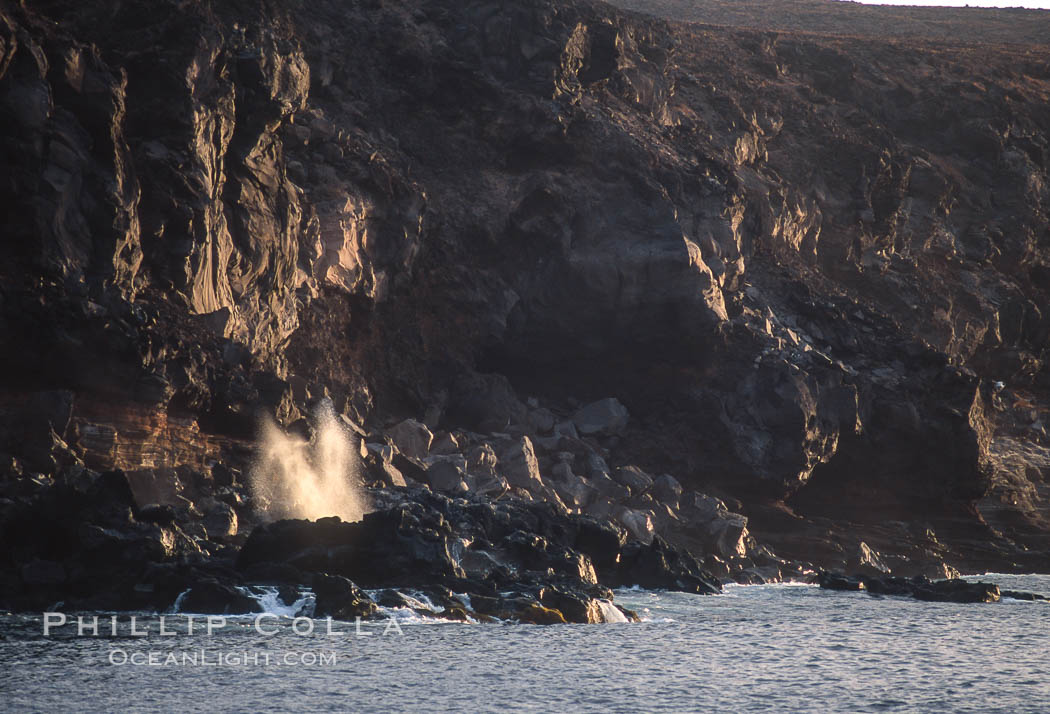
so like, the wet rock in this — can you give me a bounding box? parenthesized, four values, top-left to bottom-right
(516, 602, 568, 625)
(612, 537, 722, 595)
(912, 579, 1001, 603)
(178, 580, 262, 615)
(539, 585, 603, 623)
(819, 572, 1005, 603)
(312, 573, 378, 620)
(1001, 590, 1049, 601)
(818, 572, 867, 591)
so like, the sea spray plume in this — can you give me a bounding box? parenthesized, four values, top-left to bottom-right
(249, 400, 368, 522)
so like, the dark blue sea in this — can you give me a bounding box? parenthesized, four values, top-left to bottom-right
(2, 574, 1048, 712)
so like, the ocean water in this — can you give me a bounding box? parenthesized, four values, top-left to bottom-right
(1, 574, 1048, 713)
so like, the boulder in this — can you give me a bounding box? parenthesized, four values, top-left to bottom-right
(615, 507, 655, 544)
(651, 474, 683, 505)
(312, 573, 379, 619)
(137, 504, 177, 526)
(818, 573, 1005, 604)
(527, 408, 556, 434)
(550, 470, 597, 510)
(466, 444, 499, 480)
(178, 580, 262, 614)
(386, 419, 434, 460)
(201, 501, 238, 538)
(553, 421, 580, 440)
(612, 466, 654, 496)
(590, 471, 631, 501)
(425, 458, 470, 493)
(429, 431, 461, 456)
(539, 586, 603, 624)
(706, 514, 750, 558)
(516, 602, 567, 625)
(612, 537, 722, 594)
(848, 542, 890, 576)
(912, 579, 1000, 603)
(498, 437, 544, 492)
(572, 398, 629, 436)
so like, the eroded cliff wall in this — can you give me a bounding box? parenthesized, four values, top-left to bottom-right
(2, 0, 1048, 573)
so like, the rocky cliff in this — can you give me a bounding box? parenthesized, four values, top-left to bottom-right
(2, 0, 1049, 581)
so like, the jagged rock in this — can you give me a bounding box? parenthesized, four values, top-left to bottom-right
(424, 458, 469, 493)
(201, 502, 238, 538)
(553, 421, 580, 440)
(848, 542, 890, 576)
(819, 572, 1008, 604)
(516, 602, 568, 625)
(466, 444, 500, 480)
(572, 399, 629, 436)
(178, 580, 262, 615)
(612, 466, 654, 496)
(912, 579, 1001, 604)
(498, 437, 545, 492)
(550, 469, 597, 510)
(528, 408, 556, 434)
(612, 537, 722, 595)
(651, 474, 684, 506)
(539, 586, 603, 624)
(137, 504, 177, 526)
(430, 432, 461, 456)
(616, 507, 655, 545)
(312, 573, 379, 620)
(387, 419, 434, 460)
(2, 0, 1050, 597)
(590, 472, 631, 502)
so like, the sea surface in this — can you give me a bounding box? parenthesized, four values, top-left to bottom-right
(1, 574, 1048, 713)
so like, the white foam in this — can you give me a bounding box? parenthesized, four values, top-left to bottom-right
(242, 586, 314, 618)
(170, 589, 190, 614)
(597, 599, 629, 624)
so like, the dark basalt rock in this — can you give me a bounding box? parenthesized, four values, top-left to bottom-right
(817, 572, 1045, 604)
(911, 580, 1001, 604)
(1, 0, 1049, 602)
(311, 574, 379, 620)
(178, 580, 262, 615)
(612, 537, 722, 595)
(1001, 590, 1049, 602)
(234, 488, 721, 622)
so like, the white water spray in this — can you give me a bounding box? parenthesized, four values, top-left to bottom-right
(249, 401, 368, 522)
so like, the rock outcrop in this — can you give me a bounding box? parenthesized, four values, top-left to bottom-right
(1, 0, 1049, 587)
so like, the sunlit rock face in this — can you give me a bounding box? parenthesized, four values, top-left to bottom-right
(0, 0, 1048, 575)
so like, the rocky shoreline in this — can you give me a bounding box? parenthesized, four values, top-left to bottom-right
(4, 443, 1046, 622)
(3, 0, 1050, 606)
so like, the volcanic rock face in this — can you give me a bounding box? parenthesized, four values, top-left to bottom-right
(1, 0, 1049, 580)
